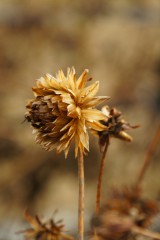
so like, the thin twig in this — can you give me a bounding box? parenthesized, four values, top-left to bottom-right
(132, 225, 160, 239)
(134, 124, 160, 190)
(78, 149, 84, 240)
(96, 138, 109, 214)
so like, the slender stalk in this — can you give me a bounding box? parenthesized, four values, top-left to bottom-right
(132, 226, 160, 239)
(78, 150, 84, 240)
(96, 138, 109, 214)
(135, 125, 160, 190)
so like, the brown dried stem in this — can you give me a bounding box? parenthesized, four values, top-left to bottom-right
(135, 124, 160, 190)
(132, 226, 160, 239)
(78, 149, 84, 240)
(96, 138, 109, 214)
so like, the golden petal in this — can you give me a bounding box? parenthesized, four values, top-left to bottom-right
(51, 95, 61, 103)
(76, 120, 89, 151)
(60, 132, 69, 141)
(67, 88, 76, 97)
(64, 147, 70, 159)
(81, 81, 99, 98)
(60, 119, 75, 132)
(101, 105, 111, 117)
(68, 123, 76, 136)
(36, 78, 43, 88)
(67, 104, 81, 118)
(115, 131, 133, 142)
(56, 135, 73, 155)
(38, 75, 53, 88)
(77, 69, 89, 89)
(49, 129, 63, 138)
(80, 131, 89, 151)
(68, 67, 77, 92)
(45, 142, 57, 151)
(87, 121, 107, 131)
(56, 70, 66, 82)
(82, 96, 110, 107)
(60, 130, 75, 145)
(53, 89, 67, 95)
(76, 118, 87, 133)
(67, 67, 72, 78)
(49, 76, 63, 89)
(82, 109, 107, 122)
(32, 87, 44, 96)
(61, 93, 74, 105)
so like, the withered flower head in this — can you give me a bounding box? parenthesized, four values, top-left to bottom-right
(18, 210, 73, 240)
(91, 187, 159, 240)
(96, 106, 139, 150)
(25, 68, 109, 157)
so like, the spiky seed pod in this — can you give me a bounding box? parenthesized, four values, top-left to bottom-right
(25, 68, 109, 157)
(18, 210, 73, 240)
(95, 106, 139, 150)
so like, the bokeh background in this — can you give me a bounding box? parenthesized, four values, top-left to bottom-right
(0, 0, 160, 239)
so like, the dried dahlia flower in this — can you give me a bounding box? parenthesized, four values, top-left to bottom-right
(25, 68, 109, 157)
(18, 210, 73, 240)
(95, 106, 139, 150)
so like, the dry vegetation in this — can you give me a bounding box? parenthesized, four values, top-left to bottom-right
(0, 0, 160, 239)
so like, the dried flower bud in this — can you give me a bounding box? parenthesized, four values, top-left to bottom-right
(95, 106, 139, 150)
(25, 68, 109, 157)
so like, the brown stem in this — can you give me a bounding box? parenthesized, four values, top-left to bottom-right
(78, 150, 84, 240)
(96, 138, 109, 214)
(135, 124, 160, 190)
(132, 226, 160, 239)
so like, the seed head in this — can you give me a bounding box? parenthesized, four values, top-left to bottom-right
(25, 68, 109, 157)
(91, 187, 159, 240)
(18, 210, 73, 240)
(95, 106, 139, 151)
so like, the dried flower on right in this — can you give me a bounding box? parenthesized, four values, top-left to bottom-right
(91, 186, 160, 240)
(96, 106, 139, 151)
(95, 106, 139, 214)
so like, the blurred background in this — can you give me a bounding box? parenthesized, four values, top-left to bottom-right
(0, 0, 160, 239)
